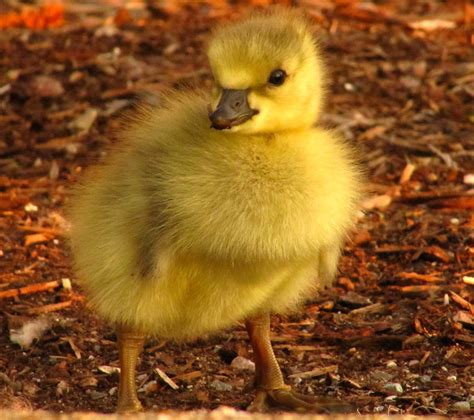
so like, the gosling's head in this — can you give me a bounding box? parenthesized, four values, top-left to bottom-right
(207, 8, 325, 134)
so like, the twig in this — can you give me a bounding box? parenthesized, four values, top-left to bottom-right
(289, 365, 338, 379)
(374, 245, 418, 254)
(349, 303, 387, 316)
(17, 225, 63, 236)
(398, 272, 442, 283)
(0, 280, 60, 299)
(26, 300, 72, 314)
(450, 291, 474, 314)
(396, 285, 442, 293)
(428, 145, 458, 169)
(396, 191, 473, 205)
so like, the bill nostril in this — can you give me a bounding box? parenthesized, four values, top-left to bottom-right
(232, 100, 242, 110)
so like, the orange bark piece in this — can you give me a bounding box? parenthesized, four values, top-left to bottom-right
(26, 300, 72, 314)
(114, 8, 132, 26)
(0, 4, 64, 30)
(24, 233, 52, 247)
(0, 280, 60, 299)
(398, 272, 442, 282)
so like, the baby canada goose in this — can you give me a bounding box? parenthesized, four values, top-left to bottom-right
(69, 8, 362, 413)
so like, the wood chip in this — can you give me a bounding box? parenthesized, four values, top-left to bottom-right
(172, 370, 202, 383)
(361, 194, 392, 210)
(420, 351, 431, 367)
(398, 272, 442, 282)
(289, 365, 338, 379)
(462, 276, 474, 286)
(375, 245, 418, 254)
(399, 163, 416, 184)
(26, 300, 72, 314)
(154, 367, 179, 390)
(453, 311, 474, 327)
(349, 302, 387, 316)
(67, 338, 82, 359)
(98, 366, 120, 375)
(449, 291, 474, 314)
(420, 246, 451, 263)
(24, 233, 52, 246)
(358, 125, 388, 141)
(0, 280, 60, 299)
(397, 285, 442, 293)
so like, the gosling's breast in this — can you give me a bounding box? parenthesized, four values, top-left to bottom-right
(145, 132, 326, 262)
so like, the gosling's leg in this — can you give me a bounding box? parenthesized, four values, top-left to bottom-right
(245, 314, 353, 413)
(117, 325, 146, 413)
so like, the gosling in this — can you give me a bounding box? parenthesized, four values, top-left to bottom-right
(69, 8, 362, 413)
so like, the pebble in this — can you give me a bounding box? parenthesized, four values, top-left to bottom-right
(371, 370, 394, 382)
(452, 401, 471, 411)
(463, 174, 474, 185)
(418, 375, 431, 384)
(210, 380, 233, 392)
(24, 203, 38, 213)
(90, 390, 107, 400)
(408, 360, 419, 367)
(447, 375, 457, 382)
(384, 383, 404, 394)
(230, 356, 255, 371)
(386, 360, 397, 369)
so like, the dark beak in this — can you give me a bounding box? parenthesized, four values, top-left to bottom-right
(209, 89, 259, 130)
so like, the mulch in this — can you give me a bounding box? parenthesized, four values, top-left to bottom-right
(0, 0, 473, 417)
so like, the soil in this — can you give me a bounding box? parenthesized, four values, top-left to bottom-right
(0, 0, 473, 417)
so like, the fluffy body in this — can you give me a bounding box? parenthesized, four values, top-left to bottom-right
(70, 94, 360, 339)
(69, 9, 362, 341)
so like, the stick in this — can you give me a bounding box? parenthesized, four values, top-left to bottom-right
(26, 300, 72, 314)
(17, 226, 63, 236)
(450, 291, 474, 314)
(0, 280, 60, 299)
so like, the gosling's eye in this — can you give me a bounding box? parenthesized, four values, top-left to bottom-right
(268, 69, 287, 86)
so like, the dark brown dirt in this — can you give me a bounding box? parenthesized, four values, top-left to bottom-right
(0, 0, 473, 417)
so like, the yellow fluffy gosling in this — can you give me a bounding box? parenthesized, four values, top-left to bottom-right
(69, 8, 362, 413)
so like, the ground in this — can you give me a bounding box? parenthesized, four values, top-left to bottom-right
(0, 0, 473, 417)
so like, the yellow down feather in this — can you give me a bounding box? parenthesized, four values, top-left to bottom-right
(68, 8, 363, 340)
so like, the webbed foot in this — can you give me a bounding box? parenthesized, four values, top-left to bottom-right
(248, 386, 354, 413)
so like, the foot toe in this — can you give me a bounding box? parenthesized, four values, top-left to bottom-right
(249, 387, 354, 413)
